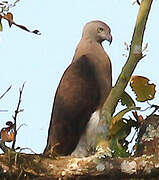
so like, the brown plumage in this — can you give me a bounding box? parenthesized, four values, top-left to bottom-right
(44, 20, 112, 157)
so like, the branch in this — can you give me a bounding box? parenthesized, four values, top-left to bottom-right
(0, 85, 12, 100)
(106, 0, 153, 121)
(97, 0, 153, 144)
(0, 115, 158, 179)
(0, 153, 159, 179)
(12, 83, 25, 150)
(95, 0, 154, 155)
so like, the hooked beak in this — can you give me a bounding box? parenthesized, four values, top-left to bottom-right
(107, 34, 112, 45)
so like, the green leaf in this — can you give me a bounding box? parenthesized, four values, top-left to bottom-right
(111, 134, 130, 157)
(110, 124, 131, 157)
(121, 91, 135, 107)
(110, 117, 138, 157)
(110, 106, 140, 157)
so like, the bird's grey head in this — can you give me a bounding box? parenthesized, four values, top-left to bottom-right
(82, 20, 112, 44)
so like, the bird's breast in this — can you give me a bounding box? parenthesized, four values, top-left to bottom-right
(71, 110, 100, 157)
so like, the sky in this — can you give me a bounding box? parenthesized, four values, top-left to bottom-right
(0, 0, 158, 154)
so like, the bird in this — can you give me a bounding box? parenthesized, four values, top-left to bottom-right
(44, 20, 112, 157)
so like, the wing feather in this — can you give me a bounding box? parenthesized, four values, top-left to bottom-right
(44, 55, 101, 155)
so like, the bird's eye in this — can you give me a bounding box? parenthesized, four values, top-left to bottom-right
(97, 27, 104, 33)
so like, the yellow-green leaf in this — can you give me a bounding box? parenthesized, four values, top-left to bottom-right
(110, 106, 140, 136)
(121, 91, 135, 107)
(130, 75, 156, 102)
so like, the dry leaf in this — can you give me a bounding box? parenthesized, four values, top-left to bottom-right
(4, 12, 13, 27)
(1, 121, 15, 142)
(130, 75, 156, 102)
(0, 12, 41, 35)
(1, 127, 15, 142)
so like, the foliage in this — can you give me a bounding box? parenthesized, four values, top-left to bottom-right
(109, 74, 157, 156)
(97, 0, 155, 158)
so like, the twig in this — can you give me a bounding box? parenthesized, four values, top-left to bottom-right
(149, 105, 159, 116)
(12, 83, 25, 150)
(137, 0, 141, 5)
(129, 129, 138, 144)
(18, 147, 36, 154)
(139, 106, 150, 112)
(0, 110, 8, 112)
(0, 85, 12, 100)
(11, 0, 20, 8)
(142, 101, 159, 116)
(0, 0, 21, 13)
(0, 141, 10, 153)
(16, 123, 27, 132)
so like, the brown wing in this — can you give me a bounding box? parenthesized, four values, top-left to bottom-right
(44, 55, 102, 155)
